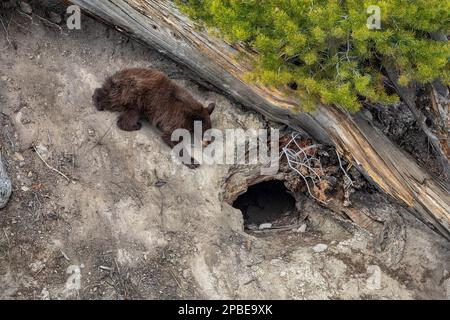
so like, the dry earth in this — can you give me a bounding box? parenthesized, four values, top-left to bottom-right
(0, 4, 449, 299)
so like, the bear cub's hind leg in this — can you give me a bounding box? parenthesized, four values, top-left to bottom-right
(117, 110, 142, 131)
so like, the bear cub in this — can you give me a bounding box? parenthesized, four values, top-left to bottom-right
(92, 68, 215, 152)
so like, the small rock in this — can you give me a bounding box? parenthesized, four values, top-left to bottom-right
(49, 11, 62, 24)
(34, 144, 50, 161)
(21, 186, 30, 192)
(19, 1, 32, 14)
(14, 152, 25, 162)
(294, 224, 307, 233)
(29, 260, 45, 273)
(259, 223, 272, 230)
(312, 243, 328, 253)
(1, 76, 7, 82)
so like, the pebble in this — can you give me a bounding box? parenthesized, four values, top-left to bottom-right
(312, 243, 328, 253)
(19, 1, 33, 14)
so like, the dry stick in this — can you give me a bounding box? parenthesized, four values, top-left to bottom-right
(250, 223, 305, 233)
(281, 134, 326, 204)
(33, 146, 71, 183)
(0, 16, 12, 48)
(169, 268, 182, 289)
(31, 13, 64, 34)
(283, 148, 324, 204)
(288, 133, 322, 178)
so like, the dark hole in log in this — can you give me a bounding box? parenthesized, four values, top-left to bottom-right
(232, 180, 296, 229)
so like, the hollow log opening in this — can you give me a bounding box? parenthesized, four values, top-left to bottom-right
(232, 180, 296, 230)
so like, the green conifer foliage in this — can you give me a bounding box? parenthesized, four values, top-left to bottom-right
(177, 0, 450, 112)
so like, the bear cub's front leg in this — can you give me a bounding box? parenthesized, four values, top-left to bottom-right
(117, 110, 142, 131)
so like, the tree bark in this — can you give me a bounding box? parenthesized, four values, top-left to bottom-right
(70, 0, 450, 240)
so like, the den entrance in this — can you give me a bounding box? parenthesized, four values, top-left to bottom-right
(232, 180, 297, 230)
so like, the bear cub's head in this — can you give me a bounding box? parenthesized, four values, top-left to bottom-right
(191, 103, 215, 144)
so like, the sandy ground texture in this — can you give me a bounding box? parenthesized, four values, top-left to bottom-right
(0, 5, 449, 299)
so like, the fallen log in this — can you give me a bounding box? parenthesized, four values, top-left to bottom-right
(70, 0, 450, 240)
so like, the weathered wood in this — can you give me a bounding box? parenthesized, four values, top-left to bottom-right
(70, 0, 450, 240)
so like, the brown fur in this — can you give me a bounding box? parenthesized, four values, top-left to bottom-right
(92, 68, 215, 149)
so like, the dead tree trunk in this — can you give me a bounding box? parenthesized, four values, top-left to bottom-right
(70, 0, 450, 240)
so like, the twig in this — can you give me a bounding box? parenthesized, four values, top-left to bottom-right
(90, 122, 115, 150)
(16, 10, 33, 21)
(60, 250, 70, 261)
(0, 16, 12, 48)
(99, 265, 112, 271)
(114, 259, 129, 299)
(3, 228, 10, 247)
(33, 146, 71, 182)
(169, 268, 182, 289)
(336, 150, 354, 188)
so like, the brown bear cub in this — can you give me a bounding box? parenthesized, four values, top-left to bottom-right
(93, 68, 215, 165)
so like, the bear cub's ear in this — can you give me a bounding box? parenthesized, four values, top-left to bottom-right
(206, 103, 216, 115)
